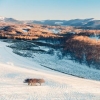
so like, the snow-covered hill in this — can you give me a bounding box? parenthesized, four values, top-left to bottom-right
(0, 16, 5, 20)
(7, 39, 100, 81)
(0, 16, 21, 23)
(0, 40, 100, 100)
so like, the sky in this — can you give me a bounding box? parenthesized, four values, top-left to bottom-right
(0, 0, 100, 20)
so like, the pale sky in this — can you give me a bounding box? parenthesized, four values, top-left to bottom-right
(0, 0, 100, 20)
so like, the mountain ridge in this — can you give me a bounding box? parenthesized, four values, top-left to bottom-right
(1, 16, 100, 29)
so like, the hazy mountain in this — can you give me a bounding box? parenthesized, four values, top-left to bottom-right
(1, 16, 100, 29)
(33, 18, 100, 29)
(83, 20, 100, 28)
(0, 16, 22, 24)
(33, 18, 94, 26)
(4, 18, 19, 23)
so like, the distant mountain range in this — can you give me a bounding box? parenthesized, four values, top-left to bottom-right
(0, 16, 18, 22)
(33, 18, 100, 29)
(1, 16, 100, 29)
(0, 16, 24, 24)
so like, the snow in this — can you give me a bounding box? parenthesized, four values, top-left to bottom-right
(48, 29, 61, 34)
(90, 35, 100, 41)
(0, 40, 100, 100)
(22, 29, 28, 32)
(21, 46, 100, 81)
(0, 16, 5, 20)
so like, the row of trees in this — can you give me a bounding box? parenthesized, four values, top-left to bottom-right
(64, 35, 100, 69)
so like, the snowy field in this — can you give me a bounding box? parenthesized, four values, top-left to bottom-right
(0, 40, 100, 100)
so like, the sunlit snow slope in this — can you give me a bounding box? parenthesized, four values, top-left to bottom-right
(0, 40, 100, 100)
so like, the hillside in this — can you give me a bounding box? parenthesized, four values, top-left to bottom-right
(0, 40, 100, 100)
(0, 22, 100, 70)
